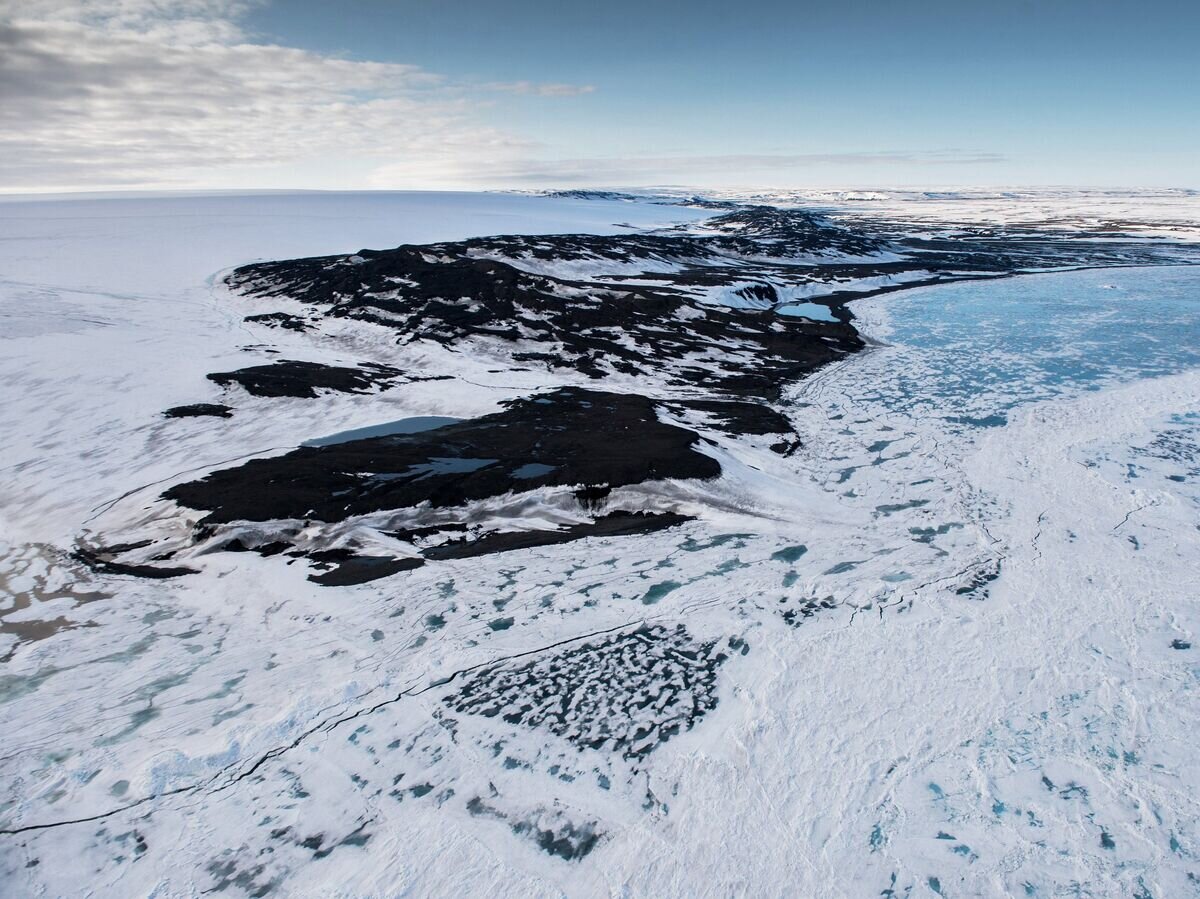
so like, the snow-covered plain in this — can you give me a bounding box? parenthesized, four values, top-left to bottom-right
(683, 187, 1200, 243)
(1, 191, 1198, 898)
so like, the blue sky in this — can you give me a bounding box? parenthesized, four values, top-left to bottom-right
(1, 0, 1196, 190)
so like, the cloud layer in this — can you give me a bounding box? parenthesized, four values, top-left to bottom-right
(0, 0, 584, 190)
(0, 0, 1004, 191)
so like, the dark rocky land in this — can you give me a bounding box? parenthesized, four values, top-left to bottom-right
(100, 199, 1197, 582)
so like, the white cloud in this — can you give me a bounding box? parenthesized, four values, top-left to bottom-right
(0, 0, 587, 190)
(0, 0, 1005, 192)
(481, 81, 597, 97)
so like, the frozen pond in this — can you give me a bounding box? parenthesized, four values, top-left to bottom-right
(302, 415, 462, 447)
(776, 301, 838, 322)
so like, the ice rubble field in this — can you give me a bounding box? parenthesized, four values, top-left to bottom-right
(1, 191, 1199, 898)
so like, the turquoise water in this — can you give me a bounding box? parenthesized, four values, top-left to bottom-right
(855, 266, 1200, 427)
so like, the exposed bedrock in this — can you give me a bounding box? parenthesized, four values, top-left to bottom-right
(223, 203, 1193, 403)
(207, 359, 407, 398)
(225, 211, 869, 398)
(163, 403, 233, 419)
(165, 387, 720, 526)
(104, 201, 1198, 582)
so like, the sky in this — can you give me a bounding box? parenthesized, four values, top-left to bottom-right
(1, 0, 1197, 193)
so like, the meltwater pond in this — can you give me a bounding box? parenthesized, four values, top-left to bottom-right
(847, 265, 1200, 428)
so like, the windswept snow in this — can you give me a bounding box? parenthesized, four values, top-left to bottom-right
(1, 190, 1198, 898)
